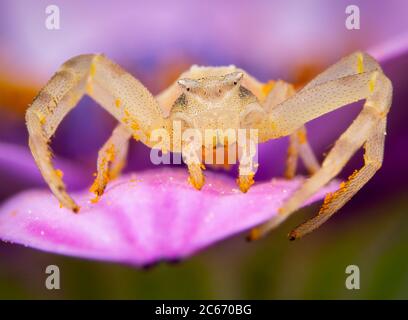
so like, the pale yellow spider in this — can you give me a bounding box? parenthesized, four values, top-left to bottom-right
(26, 51, 392, 240)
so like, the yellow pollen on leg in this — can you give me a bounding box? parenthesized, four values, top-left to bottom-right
(35, 111, 46, 125)
(318, 169, 360, 214)
(89, 179, 101, 195)
(106, 144, 116, 163)
(357, 53, 364, 74)
(115, 98, 121, 108)
(369, 72, 378, 93)
(55, 169, 64, 178)
(297, 130, 307, 144)
(262, 80, 276, 98)
(287, 144, 297, 156)
(188, 163, 205, 190)
(319, 191, 335, 214)
(89, 178, 102, 204)
(89, 64, 96, 77)
(145, 131, 151, 142)
(270, 121, 278, 132)
(131, 120, 140, 131)
(90, 195, 100, 204)
(89, 144, 116, 200)
(237, 173, 255, 193)
(86, 60, 97, 94)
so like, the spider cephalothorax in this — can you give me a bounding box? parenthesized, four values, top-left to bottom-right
(26, 52, 392, 240)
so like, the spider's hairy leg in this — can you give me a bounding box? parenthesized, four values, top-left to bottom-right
(285, 126, 320, 179)
(289, 118, 386, 239)
(255, 108, 378, 238)
(261, 80, 320, 179)
(90, 124, 132, 197)
(26, 54, 167, 211)
(284, 132, 299, 179)
(26, 56, 91, 212)
(182, 140, 205, 190)
(237, 136, 259, 193)
(248, 51, 392, 240)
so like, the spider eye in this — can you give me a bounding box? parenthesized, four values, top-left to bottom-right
(178, 78, 198, 91)
(224, 72, 243, 86)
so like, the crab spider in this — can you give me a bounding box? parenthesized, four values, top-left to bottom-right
(26, 51, 392, 240)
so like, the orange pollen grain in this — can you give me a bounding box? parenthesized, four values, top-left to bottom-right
(89, 179, 99, 195)
(319, 192, 334, 213)
(89, 62, 96, 77)
(297, 130, 307, 144)
(348, 169, 359, 180)
(237, 173, 255, 192)
(55, 169, 64, 178)
(106, 144, 116, 162)
(262, 80, 276, 97)
(318, 170, 360, 215)
(131, 121, 140, 131)
(90, 195, 100, 204)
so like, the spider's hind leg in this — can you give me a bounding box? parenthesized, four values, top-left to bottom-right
(289, 118, 385, 239)
(249, 108, 377, 240)
(285, 125, 320, 179)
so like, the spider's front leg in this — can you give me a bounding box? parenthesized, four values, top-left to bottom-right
(236, 78, 320, 192)
(182, 139, 205, 190)
(26, 54, 168, 211)
(237, 135, 259, 192)
(90, 124, 132, 197)
(248, 51, 392, 240)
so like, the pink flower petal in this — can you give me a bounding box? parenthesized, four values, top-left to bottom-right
(0, 169, 338, 266)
